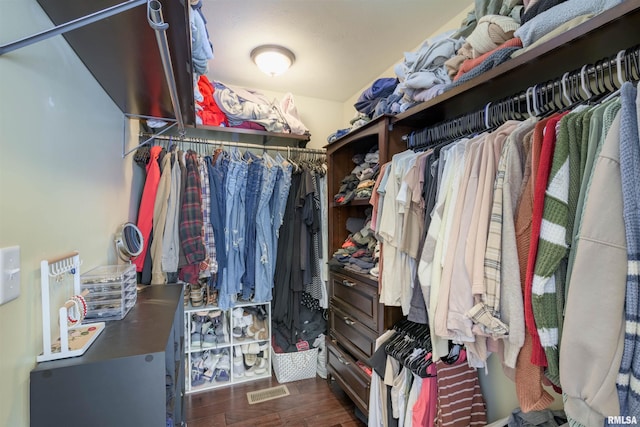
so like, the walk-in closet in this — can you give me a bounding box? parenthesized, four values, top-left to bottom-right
(2, 1, 640, 426)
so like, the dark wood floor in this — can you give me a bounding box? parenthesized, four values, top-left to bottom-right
(185, 375, 366, 427)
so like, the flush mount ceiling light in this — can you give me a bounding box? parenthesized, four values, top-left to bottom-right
(250, 45, 295, 77)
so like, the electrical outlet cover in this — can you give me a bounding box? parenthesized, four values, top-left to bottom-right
(0, 246, 20, 305)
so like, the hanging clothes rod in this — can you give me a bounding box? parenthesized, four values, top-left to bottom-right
(0, 0, 146, 55)
(404, 45, 640, 149)
(146, 0, 185, 136)
(139, 134, 326, 154)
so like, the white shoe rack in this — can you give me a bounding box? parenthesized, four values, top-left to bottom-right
(184, 300, 272, 393)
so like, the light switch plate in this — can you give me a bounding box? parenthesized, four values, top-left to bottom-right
(0, 246, 20, 305)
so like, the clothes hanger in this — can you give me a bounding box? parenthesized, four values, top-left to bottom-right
(441, 340, 463, 364)
(580, 64, 593, 100)
(525, 86, 535, 118)
(561, 72, 572, 108)
(593, 50, 627, 105)
(538, 81, 559, 117)
(531, 85, 543, 117)
(618, 49, 629, 88)
(549, 81, 563, 112)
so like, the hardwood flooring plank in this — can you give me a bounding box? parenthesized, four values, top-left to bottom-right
(185, 375, 365, 427)
(226, 413, 283, 427)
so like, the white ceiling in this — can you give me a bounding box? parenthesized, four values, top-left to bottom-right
(201, 0, 472, 103)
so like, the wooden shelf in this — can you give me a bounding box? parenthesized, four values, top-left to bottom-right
(331, 199, 371, 208)
(36, 0, 195, 125)
(392, 1, 640, 129)
(193, 124, 311, 146)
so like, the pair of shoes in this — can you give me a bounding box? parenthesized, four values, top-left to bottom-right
(233, 346, 245, 378)
(190, 284, 205, 307)
(241, 342, 261, 367)
(245, 356, 268, 377)
(190, 311, 213, 349)
(247, 316, 268, 340)
(201, 320, 217, 349)
(190, 352, 206, 387)
(201, 350, 222, 382)
(215, 349, 230, 382)
(202, 312, 229, 348)
(232, 308, 253, 339)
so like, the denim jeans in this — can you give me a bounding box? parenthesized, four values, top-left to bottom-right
(241, 151, 263, 300)
(220, 148, 247, 309)
(253, 153, 278, 302)
(205, 154, 228, 290)
(269, 154, 292, 282)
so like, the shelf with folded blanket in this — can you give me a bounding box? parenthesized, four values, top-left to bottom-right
(392, 1, 640, 130)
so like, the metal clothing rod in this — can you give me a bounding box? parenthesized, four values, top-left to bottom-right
(124, 113, 177, 122)
(147, 0, 185, 136)
(123, 122, 177, 158)
(141, 134, 326, 154)
(0, 0, 146, 55)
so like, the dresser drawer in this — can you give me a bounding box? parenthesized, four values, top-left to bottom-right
(327, 339, 370, 414)
(330, 304, 377, 360)
(330, 271, 379, 331)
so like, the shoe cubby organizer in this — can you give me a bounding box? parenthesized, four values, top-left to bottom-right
(184, 301, 272, 393)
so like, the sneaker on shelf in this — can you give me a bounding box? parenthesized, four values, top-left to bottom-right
(246, 342, 260, 354)
(247, 317, 265, 339)
(233, 346, 243, 364)
(215, 350, 231, 382)
(232, 307, 244, 322)
(242, 313, 253, 328)
(201, 325, 218, 349)
(245, 357, 267, 376)
(190, 327, 202, 350)
(202, 351, 219, 383)
(233, 354, 245, 378)
(190, 353, 205, 387)
(232, 326, 244, 339)
(215, 369, 230, 382)
(244, 353, 257, 367)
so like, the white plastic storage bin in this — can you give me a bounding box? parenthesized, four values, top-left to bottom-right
(81, 264, 137, 321)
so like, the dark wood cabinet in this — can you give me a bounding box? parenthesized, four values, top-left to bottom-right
(30, 285, 185, 427)
(324, 115, 404, 416)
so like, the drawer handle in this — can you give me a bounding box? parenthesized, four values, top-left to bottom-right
(341, 280, 356, 287)
(343, 316, 355, 326)
(337, 355, 351, 365)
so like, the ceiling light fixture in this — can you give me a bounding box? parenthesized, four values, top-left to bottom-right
(250, 45, 295, 77)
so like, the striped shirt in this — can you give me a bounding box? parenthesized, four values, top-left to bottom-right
(435, 350, 486, 426)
